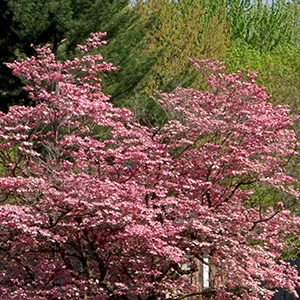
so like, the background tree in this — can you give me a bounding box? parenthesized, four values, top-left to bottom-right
(225, 0, 294, 52)
(224, 0, 300, 111)
(0, 0, 130, 111)
(137, 0, 230, 91)
(100, 0, 231, 126)
(100, 0, 300, 126)
(2, 0, 300, 119)
(226, 44, 300, 111)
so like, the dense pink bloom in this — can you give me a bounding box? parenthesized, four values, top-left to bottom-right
(0, 34, 299, 300)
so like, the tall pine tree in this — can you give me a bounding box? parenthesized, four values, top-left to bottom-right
(0, 0, 130, 111)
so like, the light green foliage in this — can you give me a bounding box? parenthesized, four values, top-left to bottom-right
(225, 44, 300, 116)
(137, 0, 231, 93)
(0, 147, 22, 204)
(226, 0, 294, 52)
(223, 0, 300, 113)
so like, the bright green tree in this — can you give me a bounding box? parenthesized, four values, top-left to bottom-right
(222, 0, 300, 112)
(225, 0, 294, 52)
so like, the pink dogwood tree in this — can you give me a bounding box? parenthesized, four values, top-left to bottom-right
(0, 33, 300, 300)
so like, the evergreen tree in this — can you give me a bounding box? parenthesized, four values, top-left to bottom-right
(0, 0, 130, 111)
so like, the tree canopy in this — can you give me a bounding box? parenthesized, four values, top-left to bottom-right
(0, 33, 299, 300)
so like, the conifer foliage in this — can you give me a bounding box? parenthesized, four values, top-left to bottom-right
(0, 34, 300, 300)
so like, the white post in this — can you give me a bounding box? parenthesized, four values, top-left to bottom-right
(203, 252, 209, 289)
